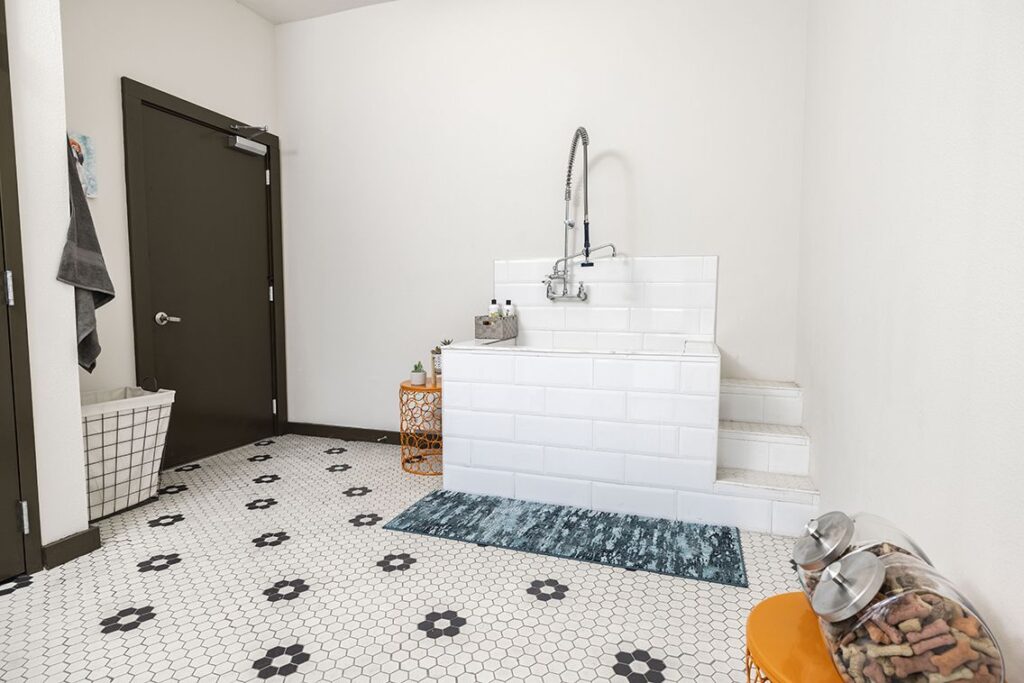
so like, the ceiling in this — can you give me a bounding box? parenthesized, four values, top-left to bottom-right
(236, 0, 394, 25)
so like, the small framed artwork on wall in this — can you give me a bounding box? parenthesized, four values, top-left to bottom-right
(69, 131, 98, 198)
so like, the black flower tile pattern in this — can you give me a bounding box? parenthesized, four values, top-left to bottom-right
(263, 579, 310, 603)
(137, 554, 182, 573)
(173, 463, 201, 472)
(324, 447, 347, 455)
(147, 513, 184, 527)
(612, 649, 668, 682)
(252, 644, 309, 679)
(417, 610, 466, 639)
(0, 434, 798, 682)
(526, 578, 569, 601)
(342, 486, 371, 497)
(253, 440, 275, 447)
(326, 464, 351, 473)
(348, 513, 382, 527)
(157, 484, 188, 495)
(253, 474, 281, 484)
(99, 607, 156, 634)
(375, 553, 416, 572)
(253, 532, 290, 548)
(0, 575, 31, 597)
(248, 454, 272, 462)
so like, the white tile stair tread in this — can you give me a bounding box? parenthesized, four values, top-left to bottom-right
(714, 467, 818, 505)
(721, 378, 801, 396)
(719, 420, 809, 444)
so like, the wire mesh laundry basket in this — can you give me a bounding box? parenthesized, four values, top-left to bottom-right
(81, 387, 176, 521)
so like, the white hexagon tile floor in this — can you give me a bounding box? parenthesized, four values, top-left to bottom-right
(0, 435, 798, 682)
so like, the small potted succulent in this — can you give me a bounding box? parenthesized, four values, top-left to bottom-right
(410, 361, 426, 386)
(431, 339, 453, 376)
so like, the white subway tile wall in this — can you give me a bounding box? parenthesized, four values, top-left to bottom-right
(543, 447, 625, 483)
(719, 379, 803, 426)
(471, 440, 544, 473)
(514, 473, 593, 508)
(516, 414, 593, 449)
(594, 359, 679, 392)
(677, 491, 773, 533)
(770, 501, 818, 536)
(592, 421, 678, 455)
(470, 384, 545, 414)
(442, 436, 472, 465)
(545, 388, 627, 420)
(717, 420, 810, 476)
(493, 256, 717, 347)
(443, 353, 516, 383)
(592, 482, 677, 519)
(442, 347, 725, 525)
(514, 355, 593, 387)
(444, 464, 515, 498)
(444, 409, 515, 441)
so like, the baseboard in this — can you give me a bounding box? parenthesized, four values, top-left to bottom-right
(42, 526, 101, 569)
(288, 422, 400, 445)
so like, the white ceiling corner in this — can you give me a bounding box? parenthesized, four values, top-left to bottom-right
(236, 0, 396, 25)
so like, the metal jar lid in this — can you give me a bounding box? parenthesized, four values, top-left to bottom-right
(811, 551, 887, 623)
(792, 511, 855, 571)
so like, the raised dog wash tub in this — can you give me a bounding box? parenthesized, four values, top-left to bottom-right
(441, 255, 733, 524)
(441, 339, 721, 521)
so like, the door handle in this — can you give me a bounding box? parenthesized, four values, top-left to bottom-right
(154, 312, 182, 326)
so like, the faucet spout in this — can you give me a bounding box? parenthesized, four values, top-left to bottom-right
(565, 127, 590, 259)
(547, 126, 615, 300)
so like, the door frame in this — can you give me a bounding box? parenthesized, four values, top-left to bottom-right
(121, 78, 288, 435)
(0, 0, 44, 575)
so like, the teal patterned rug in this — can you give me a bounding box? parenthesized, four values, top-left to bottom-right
(384, 490, 748, 587)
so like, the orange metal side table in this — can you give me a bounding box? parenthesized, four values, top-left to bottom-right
(399, 380, 443, 476)
(745, 592, 843, 683)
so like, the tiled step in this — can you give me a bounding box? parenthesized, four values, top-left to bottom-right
(720, 377, 803, 426)
(712, 467, 819, 536)
(718, 420, 810, 476)
(714, 467, 817, 503)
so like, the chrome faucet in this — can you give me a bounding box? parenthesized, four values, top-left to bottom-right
(545, 126, 617, 301)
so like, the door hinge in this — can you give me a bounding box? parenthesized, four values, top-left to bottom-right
(3, 270, 13, 307)
(18, 500, 29, 535)
(268, 284, 274, 302)
(265, 169, 271, 186)
(272, 398, 278, 415)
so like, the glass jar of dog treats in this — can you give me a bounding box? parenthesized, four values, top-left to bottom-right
(792, 511, 932, 597)
(812, 551, 1004, 683)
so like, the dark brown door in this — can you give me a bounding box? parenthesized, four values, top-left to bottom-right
(0, 257, 25, 581)
(0, 0, 40, 582)
(133, 104, 275, 467)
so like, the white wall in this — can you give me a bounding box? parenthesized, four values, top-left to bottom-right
(60, 0, 278, 393)
(277, 0, 809, 430)
(798, 1, 1024, 672)
(6, 0, 89, 545)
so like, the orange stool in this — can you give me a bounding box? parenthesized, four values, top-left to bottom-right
(399, 380, 443, 476)
(745, 592, 843, 683)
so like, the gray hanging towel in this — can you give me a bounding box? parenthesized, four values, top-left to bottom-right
(57, 137, 114, 372)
